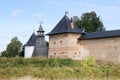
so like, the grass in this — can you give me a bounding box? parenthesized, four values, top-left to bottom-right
(0, 57, 120, 80)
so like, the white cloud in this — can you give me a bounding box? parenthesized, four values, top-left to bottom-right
(33, 12, 45, 19)
(11, 9, 22, 19)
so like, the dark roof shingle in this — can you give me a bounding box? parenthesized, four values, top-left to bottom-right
(25, 32, 36, 46)
(37, 24, 44, 32)
(47, 15, 84, 35)
(79, 29, 120, 40)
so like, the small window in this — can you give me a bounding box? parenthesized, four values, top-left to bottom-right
(53, 41, 56, 44)
(54, 53, 56, 55)
(115, 47, 117, 50)
(75, 52, 77, 55)
(60, 40, 62, 43)
(61, 52, 64, 55)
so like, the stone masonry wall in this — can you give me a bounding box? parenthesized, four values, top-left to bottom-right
(79, 37, 120, 64)
(49, 33, 81, 59)
(49, 33, 120, 64)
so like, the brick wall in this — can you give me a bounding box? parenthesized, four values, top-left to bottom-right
(49, 33, 120, 64)
(79, 37, 120, 64)
(49, 33, 81, 59)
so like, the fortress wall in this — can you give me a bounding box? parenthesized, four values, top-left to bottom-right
(49, 33, 81, 59)
(79, 37, 120, 64)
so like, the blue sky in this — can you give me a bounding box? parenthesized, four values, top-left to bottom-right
(0, 0, 120, 51)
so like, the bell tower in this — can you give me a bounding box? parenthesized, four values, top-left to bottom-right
(32, 23, 48, 57)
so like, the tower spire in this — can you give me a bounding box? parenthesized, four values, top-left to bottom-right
(37, 22, 44, 36)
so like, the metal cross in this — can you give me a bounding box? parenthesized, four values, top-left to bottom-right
(65, 11, 69, 15)
(39, 21, 43, 25)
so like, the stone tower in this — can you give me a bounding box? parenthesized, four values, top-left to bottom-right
(47, 15, 84, 59)
(32, 24, 48, 57)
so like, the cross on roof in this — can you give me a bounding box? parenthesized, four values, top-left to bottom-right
(65, 11, 69, 15)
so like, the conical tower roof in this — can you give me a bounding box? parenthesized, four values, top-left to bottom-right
(25, 32, 36, 46)
(47, 15, 84, 35)
(37, 24, 44, 32)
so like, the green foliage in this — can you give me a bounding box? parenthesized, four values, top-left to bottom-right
(81, 56, 95, 80)
(100, 64, 111, 80)
(2, 36, 22, 57)
(75, 11, 105, 32)
(81, 56, 95, 68)
(46, 41, 49, 48)
(29, 58, 76, 68)
(19, 47, 24, 57)
(0, 57, 119, 80)
(1, 51, 10, 57)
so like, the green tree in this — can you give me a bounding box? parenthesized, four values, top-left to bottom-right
(19, 46, 24, 57)
(2, 36, 22, 57)
(46, 41, 49, 48)
(1, 50, 9, 57)
(81, 56, 95, 80)
(75, 11, 105, 32)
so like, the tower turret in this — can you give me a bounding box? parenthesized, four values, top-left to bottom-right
(32, 24, 48, 57)
(47, 13, 84, 59)
(37, 24, 45, 37)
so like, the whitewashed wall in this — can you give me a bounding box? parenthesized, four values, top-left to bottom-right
(24, 46, 34, 58)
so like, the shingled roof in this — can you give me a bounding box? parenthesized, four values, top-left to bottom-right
(47, 15, 84, 35)
(79, 29, 120, 40)
(37, 24, 45, 32)
(26, 32, 36, 46)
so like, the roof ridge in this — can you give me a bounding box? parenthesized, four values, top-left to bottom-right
(86, 29, 120, 35)
(80, 29, 120, 40)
